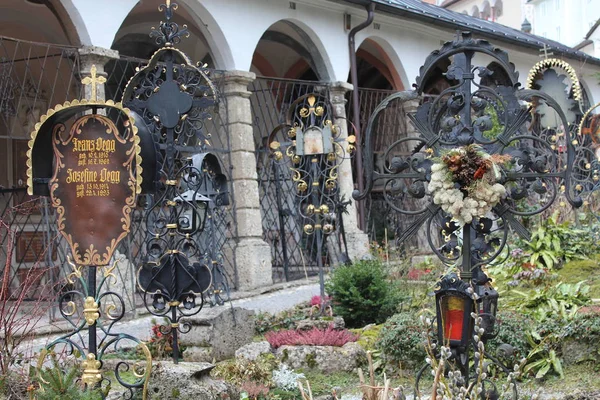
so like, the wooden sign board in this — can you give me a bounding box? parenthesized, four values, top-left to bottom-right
(49, 114, 139, 266)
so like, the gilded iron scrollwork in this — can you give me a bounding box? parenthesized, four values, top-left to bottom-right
(38, 257, 152, 399)
(268, 92, 355, 301)
(30, 62, 151, 398)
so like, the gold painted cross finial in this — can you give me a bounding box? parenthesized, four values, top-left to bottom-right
(81, 65, 107, 102)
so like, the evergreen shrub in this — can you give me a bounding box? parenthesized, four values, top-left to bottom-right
(325, 260, 403, 328)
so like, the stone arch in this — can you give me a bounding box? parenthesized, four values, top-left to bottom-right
(354, 36, 407, 91)
(111, 0, 233, 70)
(579, 77, 594, 108)
(53, 0, 90, 45)
(250, 18, 334, 81)
(0, 0, 87, 45)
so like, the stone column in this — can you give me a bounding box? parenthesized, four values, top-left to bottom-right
(77, 46, 119, 101)
(222, 70, 273, 290)
(329, 82, 370, 261)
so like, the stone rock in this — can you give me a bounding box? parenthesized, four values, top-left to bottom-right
(235, 341, 272, 361)
(143, 361, 239, 400)
(184, 346, 213, 363)
(276, 342, 366, 373)
(179, 306, 255, 362)
(562, 338, 598, 365)
(296, 317, 345, 331)
(564, 390, 600, 400)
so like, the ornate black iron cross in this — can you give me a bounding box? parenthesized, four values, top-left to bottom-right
(353, 32, 588, 395)
(122, 1, 220, 363)
(354, 32, 582, 280)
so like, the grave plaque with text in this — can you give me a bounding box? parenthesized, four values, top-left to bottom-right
(49, 113, 140, 266)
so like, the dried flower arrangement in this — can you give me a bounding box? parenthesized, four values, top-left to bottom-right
(428, 145, 511, 226)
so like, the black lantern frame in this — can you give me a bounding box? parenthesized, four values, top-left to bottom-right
(435, 273, 475, 350)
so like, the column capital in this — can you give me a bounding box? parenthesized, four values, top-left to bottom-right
(329, 81, 354, 94)
(221, 70, 256, 99)
(222, 70, 256, 86)
(77, 46, 119, 101)
(329, 81, 353, 107)
(78, 46, 119, 60)
(78, 46, 119, 71)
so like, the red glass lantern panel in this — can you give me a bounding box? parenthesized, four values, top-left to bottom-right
(441, 295, 466, 342)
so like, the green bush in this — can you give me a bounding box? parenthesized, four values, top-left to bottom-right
(325, 260, 403, 328)
(487, 310, 534, 358)
(562, 310, 600, 363)
(376, 312, 426, 368)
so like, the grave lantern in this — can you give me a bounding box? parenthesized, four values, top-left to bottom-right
(435, 273, 475, 349)
(476, 282, 499, 339)
(294, 95, 334, 156)
(173, 190, 210, 234)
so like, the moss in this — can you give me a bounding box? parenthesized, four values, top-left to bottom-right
(300, 370, 358, 396)
(350, 324, 382, 351)
(171, 388, 180, 398)
(560, 255, 600, 298)
(305, 353, 317, 369)
(520, 362, 600, 394)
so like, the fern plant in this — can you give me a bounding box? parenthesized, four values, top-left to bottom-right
(527, 212, 588, 270)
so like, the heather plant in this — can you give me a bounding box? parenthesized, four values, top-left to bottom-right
(265, 326, 358, 349)
(326, 260, 403, 328)
(240, 381, 270, 400)
(145, 319, 185, 360)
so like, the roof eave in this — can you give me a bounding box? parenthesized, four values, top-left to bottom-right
(337, 0, 600, 67)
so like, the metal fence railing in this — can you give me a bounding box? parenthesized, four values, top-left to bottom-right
(0, 37, 239, 316)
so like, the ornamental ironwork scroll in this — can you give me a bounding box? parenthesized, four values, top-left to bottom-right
(353, 32, 585, 397)
(122, 0, 221, 362)
(28, 66, 151, 399)
(268, 93, 355, 305)
(527, 57, 600, 225)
